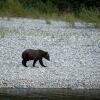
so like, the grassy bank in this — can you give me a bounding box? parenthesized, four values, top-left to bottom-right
(0, 0, 100, 27)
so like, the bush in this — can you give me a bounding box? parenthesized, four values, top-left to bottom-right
(79, 8, 100, 26)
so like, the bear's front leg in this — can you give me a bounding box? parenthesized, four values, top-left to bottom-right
(22, 60, 27, 67)
(33, 59, 38, 67)
(39, 59, 47, 67)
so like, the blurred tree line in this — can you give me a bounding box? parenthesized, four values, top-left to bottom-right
(0, 0, 100, 25)
(0, 0, 100, 11)
(16, 0, 100, 10)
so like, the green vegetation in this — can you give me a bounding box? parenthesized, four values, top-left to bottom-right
(0, 0, 100, 26)
(79, 8, 100, 27)
(0, 27, 9, 38)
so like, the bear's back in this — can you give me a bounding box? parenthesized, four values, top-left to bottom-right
(22, 49, 45, 60)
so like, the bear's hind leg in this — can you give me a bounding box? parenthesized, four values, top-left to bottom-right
(22, 59, 27, 67)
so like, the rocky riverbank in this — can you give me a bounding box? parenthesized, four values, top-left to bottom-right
(0, 17, 100, 89)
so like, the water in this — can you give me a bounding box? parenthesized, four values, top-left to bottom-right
(0, 88, 100, 100)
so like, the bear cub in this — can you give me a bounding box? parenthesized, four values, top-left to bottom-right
(22, 49, 50, 67)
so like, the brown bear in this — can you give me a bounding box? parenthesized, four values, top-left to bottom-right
(22, 49, 50, 67)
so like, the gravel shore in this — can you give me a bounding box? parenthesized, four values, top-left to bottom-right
(0, 17, 100, 89)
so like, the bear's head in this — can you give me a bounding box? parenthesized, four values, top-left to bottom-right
(44, 52, 50, 61)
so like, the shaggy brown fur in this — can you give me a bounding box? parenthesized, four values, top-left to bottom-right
(22, 49, 50, 67)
